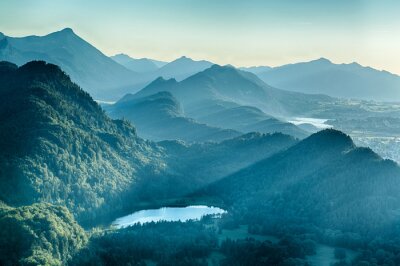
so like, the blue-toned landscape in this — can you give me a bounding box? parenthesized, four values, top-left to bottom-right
(1, 1, 400, 265)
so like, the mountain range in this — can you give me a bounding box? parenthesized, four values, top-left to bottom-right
(111, 53, 166, 73)
(255, 58, 400, 102)
(0, 28, 143, 100)
(3, 28, 400, 104)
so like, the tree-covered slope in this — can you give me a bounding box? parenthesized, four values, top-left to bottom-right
(199, 129, 400, 237)
(105, 91, 241, 142)
(129, 132, 298, 204)
(0, 61, 165, 224)
(0, 202, 87, 266)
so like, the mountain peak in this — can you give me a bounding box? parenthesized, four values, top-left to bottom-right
(60, 27, 74, 34)
(302, 129, 354, 151)
(313, 57, 332, 64)
(173, 56, 192, 63)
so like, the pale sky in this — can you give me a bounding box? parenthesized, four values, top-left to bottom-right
(1, 0, 400, 74)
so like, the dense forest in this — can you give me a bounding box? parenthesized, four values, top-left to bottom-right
(1, 61, 400, 265)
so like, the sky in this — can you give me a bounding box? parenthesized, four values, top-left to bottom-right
(1, 0, 400, 74)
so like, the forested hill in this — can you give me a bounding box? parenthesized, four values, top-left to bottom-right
(198, 129, 400, 237)
(0, 60, 165, 224)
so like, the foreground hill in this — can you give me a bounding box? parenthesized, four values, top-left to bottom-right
(198, 129, 400, 237)
(0, 61, 165, 224)
(0, 28, 141, 99)
(257, 58, 400, 102)
(105, 91, 241, 142)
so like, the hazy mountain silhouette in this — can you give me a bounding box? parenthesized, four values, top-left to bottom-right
(0, 28, 146, 100)
(153, 56, 213, 81)
(111, 53, 167, 72)
(239, 65, 271, 74)
(257, 58, 400, 101)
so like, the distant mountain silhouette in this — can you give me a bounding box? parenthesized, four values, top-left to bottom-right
(154, 56, 213, 81)
(111, 53, 167, 72)
(239, 65, 271, 74)
(0, 28, 144, 100)
(256, 58, 400, 101)
(105, 91, 241, 142)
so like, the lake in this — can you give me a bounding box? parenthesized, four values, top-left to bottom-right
(112, 205, 227, 228)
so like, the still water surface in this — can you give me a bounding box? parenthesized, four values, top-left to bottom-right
(112, 205, 226, 228)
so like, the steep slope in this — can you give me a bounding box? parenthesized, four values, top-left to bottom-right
(105, 91, 241, 142)
(0, 61, 164, 224)
(199, 129, 400, 237)
(257, 58, 400, 101)
(0, 28, 141, 100)
(111, 53, 163, 73)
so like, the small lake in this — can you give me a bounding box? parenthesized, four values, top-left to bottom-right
(112, 205, 227, 228)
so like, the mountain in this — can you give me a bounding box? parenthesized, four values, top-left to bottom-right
(257, 58, 400, 102)
(124, 64, 329, 137)
(111, 53, 166, 73)
(0, 28, 143, 100)
(0, 60, 165, 224)
(198, 129, 400, 237)
(105, 91, 241, 142)
(133, 64, 332, 117)
(154, 56, 213, 81)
